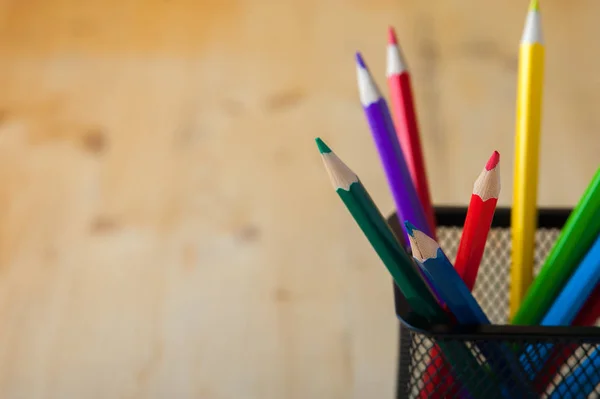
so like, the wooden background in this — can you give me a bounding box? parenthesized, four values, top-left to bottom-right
(0, 0, 598, 398)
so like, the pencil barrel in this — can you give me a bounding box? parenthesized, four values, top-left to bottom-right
(509, 44, 545, 319)
(391, 207, 600, 399)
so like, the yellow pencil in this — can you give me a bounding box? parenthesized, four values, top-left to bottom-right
(510, 0, 545, 320)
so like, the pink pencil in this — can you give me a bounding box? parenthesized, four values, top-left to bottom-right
(386, 27, 437, 236)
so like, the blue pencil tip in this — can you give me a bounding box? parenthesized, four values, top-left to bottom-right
(355, 52, 366, 68)
(404, 221, 417, 237)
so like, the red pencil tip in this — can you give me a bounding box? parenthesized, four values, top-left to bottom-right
(388, 26, 398, 45)
(485, 151, 500, 171)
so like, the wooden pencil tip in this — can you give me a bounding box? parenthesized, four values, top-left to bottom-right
(404, 221, 417, 237)
(355, 52, 367, 69)
(485, 151, 500, 171)
(529, 0, 539, 12)
(388, 26, 398, 45)
(315, 137, 332, 154)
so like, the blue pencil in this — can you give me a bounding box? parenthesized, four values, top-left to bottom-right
(405, 221, 535, 398)
(405, 221, 488, 324)
(520, 234, 600, 378)
(544, 234, 600, 325)
(548, 348, 600, 399)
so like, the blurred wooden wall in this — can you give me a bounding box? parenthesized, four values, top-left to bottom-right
(0, 0, 598, 398)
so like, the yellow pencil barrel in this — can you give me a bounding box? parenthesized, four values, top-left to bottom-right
(510, 43, 545, 320)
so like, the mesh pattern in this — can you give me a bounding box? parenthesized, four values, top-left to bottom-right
(397, 223, 600, 399)
(437, 226, 561, 325)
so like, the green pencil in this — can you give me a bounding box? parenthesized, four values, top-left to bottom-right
(316, 137, 505, 399)
(512, 166, 600, 325)
(316, 137, 440, 321)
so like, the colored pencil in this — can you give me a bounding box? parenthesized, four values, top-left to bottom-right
(419, 348, 459, 399)
(531, 344, 576, 395)
(386, 27, 437, 237)
(573, 284, 600, 326)
(454, 151, 501, 292)
(510, 0, 545, 319)
(316, 137, 440, 320)
(543, 234, 600, 325)
(406, 222, 489, 325)
(520, 234, 600, 378)
(532, 285, 600, 393)
(316, 137, 504, 399)
(512, 166, 600, 325)
(356, 52, 432, 244)
(420, 151, 501, 398)
(548, 349, 600, 399)
(406, 223, 534, 398)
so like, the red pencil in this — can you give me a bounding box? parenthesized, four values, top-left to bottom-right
(573, 284, 600, 326)
(454, 151, 501, 292)
(419, 348, 460, 399)
(386, 27, 436, 237)
(419, 152, 500, 399)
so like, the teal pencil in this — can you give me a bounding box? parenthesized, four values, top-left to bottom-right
(316, 137, 506, 399)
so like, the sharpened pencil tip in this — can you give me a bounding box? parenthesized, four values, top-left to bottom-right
(388, 26, 398, 45)
(529, 0, 539, 11)
(355, 52, 367, 69)
(315, 137, 332, 154)
(404, 221, 417, 237)
(485, 151, 500, 171)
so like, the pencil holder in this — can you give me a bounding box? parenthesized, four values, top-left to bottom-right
(389, 206, 600, 399)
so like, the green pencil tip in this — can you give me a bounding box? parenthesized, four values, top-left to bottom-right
(404, 221, 417, 237)
(529, 0, 539, 11)
(315, 137, 332, 154)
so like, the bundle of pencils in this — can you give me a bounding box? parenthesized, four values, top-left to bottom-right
(314, 1, 600, 397)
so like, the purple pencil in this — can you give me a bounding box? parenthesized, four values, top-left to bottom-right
(356, 52, 432, 244)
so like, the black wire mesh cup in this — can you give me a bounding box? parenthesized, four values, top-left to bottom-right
(388, 206, 600, 399)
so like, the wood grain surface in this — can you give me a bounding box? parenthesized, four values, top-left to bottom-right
(0, 0, 598, 398)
